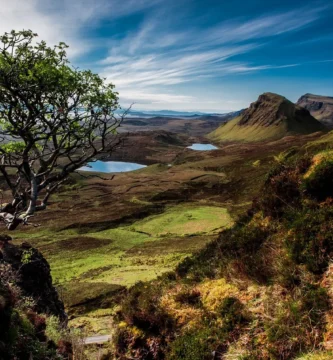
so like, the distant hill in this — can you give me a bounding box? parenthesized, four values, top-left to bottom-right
(297, 93, 333, 127)
(121, 109, 235, 118)
(208, 92, 325, 142)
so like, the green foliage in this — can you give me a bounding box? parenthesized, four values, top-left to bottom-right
(303, 159, 333, 201)
(0, 141, 26, 154)
(120, 281, 174, 334)
(174, 288, 201, 307)
(45, 315, 63, 343)
(286, 207, 333, 273)
(0, 30, 121, 229)
(256, 156, 312, 218)
(133, 205, 232, 236)
(296, 351, 333, 360)
(265, 284, 329, 358)
(168, 328, 215, 360)
(217, 297, 248, 332)
(219, 224, 269, 256)
(273, 147, 298, 164)
(111, 148, 333, 359)
(21, 249, 34, 265)
(168, 297, 248, 360)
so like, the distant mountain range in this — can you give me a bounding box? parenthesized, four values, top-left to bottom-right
(209, 92, 325, 143)
(117, 109, 235, 118)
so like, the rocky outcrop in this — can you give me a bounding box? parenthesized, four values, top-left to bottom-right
(297, 93, 333, 127)
(0, 235, 68, 359)
(239, 93, 319, 128)
(0, 236, 66, 322)
(209, 92, 325, 142)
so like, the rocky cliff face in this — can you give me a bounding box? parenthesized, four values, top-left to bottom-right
(239, 92, 321, 128)
(209, 92, 325, 142)
(297, 93, 333, 127)
(0, 235, 68, 359)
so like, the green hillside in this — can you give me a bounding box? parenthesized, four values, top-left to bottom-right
(209, 93, 325, 143)
(113, 139, 333, 359)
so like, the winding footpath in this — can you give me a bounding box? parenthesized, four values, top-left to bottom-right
(84, 334, 112, 345)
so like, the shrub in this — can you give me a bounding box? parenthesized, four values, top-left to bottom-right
(303, 159, 333, 201)
(168, 297, 248, 360)
(45, 315, 63, 343)
(265, 284, 329, 359)
(286, 207, 333, 274)
(217, 297, 248, 332)
(120, 282, 173, 334)
(256, 166, 302, 218)
(174, 288, 201, 307)
(168, 328, 216, 360)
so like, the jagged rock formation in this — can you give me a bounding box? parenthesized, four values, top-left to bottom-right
(297, 93, 333, 127)
(209, 92, 325, 142)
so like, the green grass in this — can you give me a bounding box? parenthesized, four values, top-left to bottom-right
(132, 205, 232, 236)
(208, 116, 288, 142)
(18, 204, 232, 313)
(209, 110, 324, 143)
(296, 352, 333, 360)
(48, 206, 231, 286)
(306, 130, 333, 150)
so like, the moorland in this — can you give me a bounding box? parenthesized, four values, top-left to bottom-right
(3, 85, 333, 359)
(6, 92, 331, 349)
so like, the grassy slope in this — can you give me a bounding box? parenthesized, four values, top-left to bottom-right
(208, 115, 288, 142)
(209, 93, 324, 143)
(209, 115, 324, 143)
(15, 204, 232, 305)
(113, 137, 333, 359)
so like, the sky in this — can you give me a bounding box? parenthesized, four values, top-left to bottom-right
(0, 0, 332, 112)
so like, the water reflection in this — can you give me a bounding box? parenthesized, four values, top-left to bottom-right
(187, 143, 218, 151)
(79, 161, 147, 173)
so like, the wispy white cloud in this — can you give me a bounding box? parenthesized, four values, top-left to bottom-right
(99, 6, 325, 108)
(0, 0, 329, 110)
(119, 90, 194, 105)
(200, 7, 324, 47)
(0, 0, 162, 57)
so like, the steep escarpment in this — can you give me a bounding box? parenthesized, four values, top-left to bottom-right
(209, 92, 325, 142)
(297, 93, 333, 127)
(0, 236, 69, 359)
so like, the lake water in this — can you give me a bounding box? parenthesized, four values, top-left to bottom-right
(79, 161, 147, 173)
(187, 143, 218, 151)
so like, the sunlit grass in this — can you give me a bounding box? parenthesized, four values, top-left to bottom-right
(26, 204, 232, 304)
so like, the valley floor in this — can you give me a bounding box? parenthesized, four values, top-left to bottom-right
(9, 130, 324, 342)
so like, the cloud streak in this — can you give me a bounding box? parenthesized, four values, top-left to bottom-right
(98, 5, 326, 108)
(0, 0, 330, 110)
(0, 0, 163, 57)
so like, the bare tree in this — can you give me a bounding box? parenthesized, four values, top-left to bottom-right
(0, 30, 124, 230)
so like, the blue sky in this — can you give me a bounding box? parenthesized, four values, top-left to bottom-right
(1, 0, 333, 112)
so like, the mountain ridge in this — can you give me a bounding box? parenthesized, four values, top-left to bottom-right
(209, 92, 325, 142)
(297, 93, 333, 127)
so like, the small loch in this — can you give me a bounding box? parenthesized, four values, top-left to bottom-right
(79, 161, 147, 173)
(187, 143, 218, 151)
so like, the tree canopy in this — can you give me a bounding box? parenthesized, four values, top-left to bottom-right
(0, 30, 123, 230)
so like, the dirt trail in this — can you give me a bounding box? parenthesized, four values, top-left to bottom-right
(84, 334, 112, 345)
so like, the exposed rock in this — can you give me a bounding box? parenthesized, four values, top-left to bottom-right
(0, 240, 67, 323)
(239, 93, 318, 127)
(297, 93, 333, 127)
(209, 92, 325, 143)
